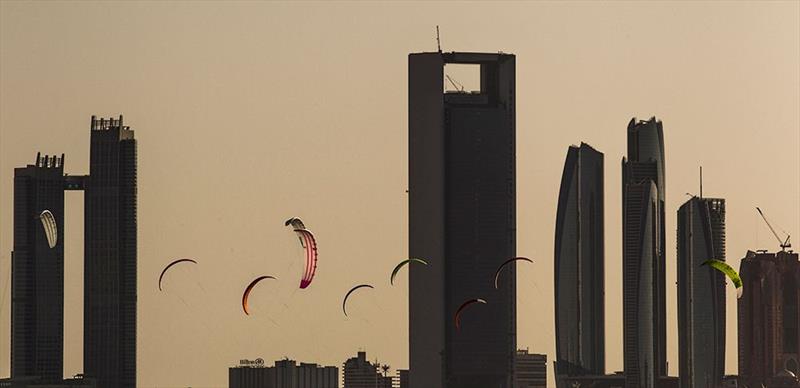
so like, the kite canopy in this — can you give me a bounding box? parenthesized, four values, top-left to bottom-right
(390, 258, 428, 285)
(38, 210, 57, 249)
(242, 275, 277, 315)
(493, 257, 533, 289)
(342, 284, 374, 316)
(454, 298, 487, 331)
(158, 259, 198, 291)
(292, 229, 318, 289)
(702, 259, 743, 299)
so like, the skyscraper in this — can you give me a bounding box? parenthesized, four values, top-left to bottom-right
(84, 115, 137, 388)
(626, 116, 667, 378)
(622, 179, 659, 388)
(554, 143, 605, 384)
(11, 154, 65, 382)
(408, 51, 516, 388)
(677, 197, 726, 388)
(622, 117, 666, 388)
(738, 250, 800, 388)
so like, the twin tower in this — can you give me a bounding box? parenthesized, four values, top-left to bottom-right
(11, 116, 137, 388)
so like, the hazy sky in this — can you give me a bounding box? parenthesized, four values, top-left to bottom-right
(1, 2, 798, 387)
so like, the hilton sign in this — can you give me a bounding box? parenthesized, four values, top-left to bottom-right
(239, 358, 265, 367)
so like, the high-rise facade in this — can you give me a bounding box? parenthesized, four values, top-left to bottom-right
(677, 197, 726, 388)
(554, 143, 605, 385)
(11, 154, 66, 382)
(622, 179, 659, 388)
(409, 51, 516, 388)
(738, 250, 800, 388)
(84, 115, 137, 388)
(626, 117, 667, 378)
(622, 117, 666, 388)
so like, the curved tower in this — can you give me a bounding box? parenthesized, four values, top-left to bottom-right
(677, 197, 726, 388)
(554, 143, 605, 385)
(622, 170, 659, 388)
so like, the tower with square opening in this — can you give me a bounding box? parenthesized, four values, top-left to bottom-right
(408, 51, 516, 388)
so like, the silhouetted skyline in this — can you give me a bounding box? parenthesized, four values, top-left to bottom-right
(0, 3, 798, 388)
(8, 117, 137, 388)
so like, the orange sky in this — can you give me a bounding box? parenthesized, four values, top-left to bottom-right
(1, 2, 798, 387)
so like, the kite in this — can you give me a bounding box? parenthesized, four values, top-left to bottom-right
(158, 258, 198, 291)
(242, 275, 277, 315)
(493, 257, 533, 289)
(454, 298, 487, 331)
(38, 210, 58, 249)
(390, 258, 428, 285)
(702, 259, 743, 298)
(342, 284, 374, 316)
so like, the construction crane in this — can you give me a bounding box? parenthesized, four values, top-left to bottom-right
(756, 207, 792, 251)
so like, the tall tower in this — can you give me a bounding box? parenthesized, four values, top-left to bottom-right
(84, 115, 137, 388)
(409, 52, 516, 388)
(554, 143, 605, 385)
(11, 154, 65, 382)
(677, 197, 726, 388)
(622, 117, 666, 387)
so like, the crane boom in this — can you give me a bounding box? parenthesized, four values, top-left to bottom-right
(756, 207, 792, 250)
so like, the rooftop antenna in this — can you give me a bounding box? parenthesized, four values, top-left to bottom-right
(436, 25, 441, 52)
(756, 207, 792, 251)
(699, 166, 703, 199)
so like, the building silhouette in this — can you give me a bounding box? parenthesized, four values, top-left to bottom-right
(0, 376, 96, 387)
(554, 143, 605, 385)
(83, 115, 137, 388)
(738, 250, 800, 387)
(342, 351, 392, 388)
(229, 358, 338, 388)
(514, 350, 546, 388)
(622, 117, 666, 388)
(559, 373, 680, 388)
(408, 51, 516, 388)
(11, 154, 66, 382)
(677, 197, 726, 388)
(622, 178, 659, 388)
(397, 370, 409, 388)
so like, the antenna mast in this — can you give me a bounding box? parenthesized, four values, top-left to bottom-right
(700, 166, 703, 199)
(436, 25, 441, 52)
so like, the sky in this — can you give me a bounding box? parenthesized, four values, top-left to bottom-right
(0, 1, 798, 387)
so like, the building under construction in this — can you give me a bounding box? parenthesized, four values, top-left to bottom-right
(738, 249, 800, 388)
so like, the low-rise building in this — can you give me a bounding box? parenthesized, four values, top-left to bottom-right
(515, 349, 546, 388)
(229, 357, 338, 388)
